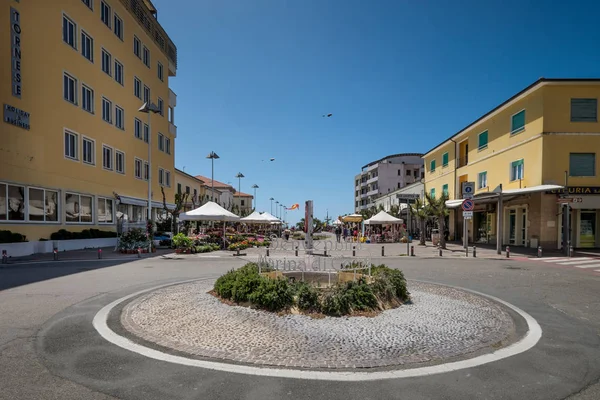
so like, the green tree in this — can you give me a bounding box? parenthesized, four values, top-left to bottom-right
(425, 192, 449, 249)
(160, 186, 189, 235)
(410, 197, 430, 246)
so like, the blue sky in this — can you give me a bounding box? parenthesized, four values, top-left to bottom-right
(154, 0, 600, 224)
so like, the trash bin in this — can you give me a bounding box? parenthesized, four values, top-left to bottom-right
(431, 229, 440, 246)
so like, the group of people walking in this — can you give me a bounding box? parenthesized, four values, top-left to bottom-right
(334, 226, 358, 243)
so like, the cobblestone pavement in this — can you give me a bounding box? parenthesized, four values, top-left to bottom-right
(121, 280, 516, 369)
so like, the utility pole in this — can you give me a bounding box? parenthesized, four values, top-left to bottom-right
(564, 171, 570, 255)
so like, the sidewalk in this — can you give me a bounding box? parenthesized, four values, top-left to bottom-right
(1, 247, 174, 264)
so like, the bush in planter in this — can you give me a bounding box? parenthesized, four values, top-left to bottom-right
(214, 263, 262, 302)
(295, 282, 320, 313)
(228, 242, 249, 251)
(117, 228, 150, 251)
(248, 278, 295, 312)
(172, 233, 193, 250)
(0, 230, 27, 243)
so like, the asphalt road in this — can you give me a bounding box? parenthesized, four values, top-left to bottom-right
(1, 254, 599, 400)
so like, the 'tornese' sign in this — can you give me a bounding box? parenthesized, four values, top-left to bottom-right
(11, 7, 22, 98)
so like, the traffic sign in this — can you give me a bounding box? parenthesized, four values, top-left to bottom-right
(461, 199, 474, 211)
(462, 182, 475, 199)
(463, 211, 473, 219)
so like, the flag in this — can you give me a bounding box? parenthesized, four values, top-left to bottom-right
(287, 203, 299, 210)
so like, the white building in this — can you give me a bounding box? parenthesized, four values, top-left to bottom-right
(374, 182, 424, 212)
(354, 153, 424, 212)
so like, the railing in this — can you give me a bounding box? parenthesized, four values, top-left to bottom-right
(457, 156, 469, 168)
(119, 0, 177, 69)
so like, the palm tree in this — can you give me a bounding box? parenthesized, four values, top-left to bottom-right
(410, 197, 429, 246)
(425, 192, 449, 249)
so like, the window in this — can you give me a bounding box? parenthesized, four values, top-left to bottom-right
(158, 62, 164, 81)
(143, 162, 149, 180)
(28, 187, 59, 222)
(165, 171, 171, 187)
(101, 49, 111, 76)
(571, 98, 598, 122)
(442, 184, 448, 196)
(478, 130, 488, 150)
(63, 73, 77, 104)
(177, 183, 182, 193)
(134, 158, 142, 178)
(114, 60, 124, 85)
(430, 188, 435, 198)
(143, 85, 150, 103)
(165, 137, 171, 154)
(82, 137, 94, 164)
(186, 186, 190, 194)
(102, 97, 112, 123)
(158, 133, 165, 151)
(102, 145, 113, 170)
(168, 106, 174, 123)
(442, 152, 449, 167)
(64, 130, 78, 160)
(65, 192, 93, 223)
(115, 106, 124, 129)
(134, 77, 142, 99)
(158, 98, 164, 116)
(510, 159, 524, 181)
(397, 169, 401, 176)
(430, 159, 436, 172)
(115, 151, 124, 173)
(133, 36, 141, 58)
(113, 13, 123, 40)
(100, 1, 111, 28)
(569, 153, 596, 177)
(63, 15, 76, 48)
(97, 198, 114, 223)
(81, 31, 93, 61)
(143, 46, 150, 67)
(158, 168, 164, 185)
(134, 118, 142, 139)
(478, 171, 487, 189)
(82, 0, 93, 10)
(0, 183, 24, 221)
(82, 84, 94, 113)
(241, 199, 245, 206)
(511, 110, 526, 135)
(143, 124, 149, 143)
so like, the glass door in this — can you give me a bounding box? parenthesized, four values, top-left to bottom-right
(579, 210, 596, 248)
(509, 209, 516, 245)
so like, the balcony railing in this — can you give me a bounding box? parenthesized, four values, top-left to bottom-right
(457, 155, 469, 168)
(119, 0, 177, 70)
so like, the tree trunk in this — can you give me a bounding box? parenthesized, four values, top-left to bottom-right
(439, 215, 447, 249)
(419, 218, 426, 245)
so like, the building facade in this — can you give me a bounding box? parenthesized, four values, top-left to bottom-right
(174, 169, 206, 212)
(354, 153, 424, 212)
(424, 78, 600, 249)
(194, 175, 253, 214)
(232, 192, 254, 216)
(1, 0, 178, 239)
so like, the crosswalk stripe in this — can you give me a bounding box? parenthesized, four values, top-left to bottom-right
(557, 259, 600, 266)
(539, 257, 568, 261)
(541, 257, 577, 262)
(574, 263, 600, 269)
(595, 270, 600, 272)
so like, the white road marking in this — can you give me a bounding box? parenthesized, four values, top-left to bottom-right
(573, 263, 600, 269)
(557, 259, 600, 266)
(538, 257, 567, 261)
(541, 257, 574, 262)
(93, 279, 543, 381)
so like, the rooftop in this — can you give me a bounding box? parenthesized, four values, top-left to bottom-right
(195, 175, 236, 191)
(361, 153, 424, 170)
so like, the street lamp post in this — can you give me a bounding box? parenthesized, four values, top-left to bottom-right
(206, 151, 219, 202)
(269, 197, 274, 215)
(251, 184, 259, 211)
(275, 201, 279, 218)
(138, 101, 160, 253)
(235, 172, 244, 215)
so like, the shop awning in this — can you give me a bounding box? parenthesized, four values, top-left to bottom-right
(445, 184, 564, 208)
(117, 195, 176, 210)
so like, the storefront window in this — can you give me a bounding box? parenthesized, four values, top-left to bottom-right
(66, 192, 93, 223)
(0, 183, 6, 220)
(7, 184, 25, 221)
(131, 205, 144, 222)
(28, 188, 59, 222)
(97, 198, 114, 223)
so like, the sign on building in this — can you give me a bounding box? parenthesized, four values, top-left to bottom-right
(3, 103, 30, 130)
(462, 182, 475, 199)
(11, 7, 22, 98)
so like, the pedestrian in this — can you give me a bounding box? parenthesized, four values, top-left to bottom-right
(335, 226, 342, 243)
(343, 227, 348, 242)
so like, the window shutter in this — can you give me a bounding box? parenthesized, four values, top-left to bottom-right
(511, 111, 525, 132)
(478, 131, 488, 148)
(442, 153, 448, 166)
(571, 99, 597, 122)
(569, 153, 595, 176)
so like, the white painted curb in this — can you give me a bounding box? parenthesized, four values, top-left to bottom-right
(93, 280, 542, 381)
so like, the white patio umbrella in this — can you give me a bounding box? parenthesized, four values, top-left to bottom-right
(332, 219, 343, 226)
(240, 210, 269, 223)
(180, 201, 240, 246)
(260, 212, 281, 224)
(364, 210, 403, 225)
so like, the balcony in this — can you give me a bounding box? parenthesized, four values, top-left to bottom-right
(367, 189, 378, 197)
(169, 122, 177, 137)
(119, 0, 177, 75)
(367, 176, 378, 184)
(457, 155, 469, 168)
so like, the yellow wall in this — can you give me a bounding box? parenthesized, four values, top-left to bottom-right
(542, 135, 600, 186)
(424, 142, 456, 199)
(543, 84, 600, 133)
(1, 1, 176, 240)
(174, 170, 206, 211)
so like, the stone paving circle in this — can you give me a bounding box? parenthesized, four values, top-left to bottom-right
(120, 280, 517, 369)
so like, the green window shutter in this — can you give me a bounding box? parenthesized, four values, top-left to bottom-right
(511, 159, 524, 168)
(442, 152, 449, 166)
(569, 153, 596, 176)
(571, 99, 598, 122)
(511, 110, 526, 134)
(430, 188, 435, 198)
(478, 131, 488, 149)
(430, 160, 436, 171)
(442, 184, 448, 195)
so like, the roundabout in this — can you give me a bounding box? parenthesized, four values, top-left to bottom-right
(94, 277, 540, 380)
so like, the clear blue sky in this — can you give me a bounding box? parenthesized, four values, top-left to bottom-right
(154, 0, 600, 225)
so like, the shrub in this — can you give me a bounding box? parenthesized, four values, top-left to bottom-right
(248, 278, 295, 312)
(214, 263, 262, 302)
(371, 264, 410, 301)
(321, 291, 350, 316)
(337, 278, 378, 312)
(172, 233, 193, 249)
(295, 282, 320, 312)
(49, 229, 117, 241)
(0, 230, 27, 244)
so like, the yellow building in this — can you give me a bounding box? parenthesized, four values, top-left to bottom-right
(1, 0, 178, 241)
(174, 169, 207, 212)
(424, 78, 600, 250)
